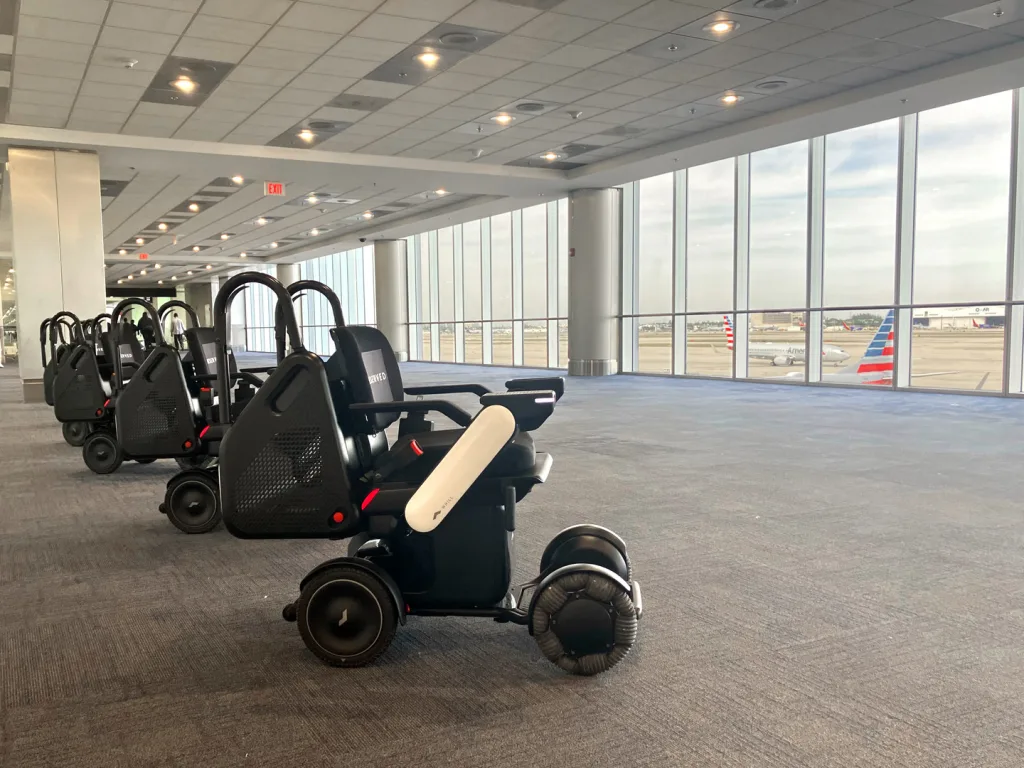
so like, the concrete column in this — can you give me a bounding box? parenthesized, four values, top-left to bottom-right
(8, 148, 106, 401)
(373, 239, 408, 362)
(276, 263, 299, 286)
(568, 188, 621, 376)
(184, 281, 217, 327)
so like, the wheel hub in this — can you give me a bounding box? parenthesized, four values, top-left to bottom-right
(307, 581, 382, 658)
(171, 483, 215, 521)
(551, 592, 616, 659)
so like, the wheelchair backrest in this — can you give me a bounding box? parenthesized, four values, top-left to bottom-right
(219, 351, 359, 539)
(100, 327, 145, 384)
(184, 327, 237, 385)
(114, 343, 198, 457)
(332, 325, 405, 434)
(52, 342, 107, 422)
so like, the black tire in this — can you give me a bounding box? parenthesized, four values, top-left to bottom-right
(62, 421, 91, 447)
(164, 471, 221, 534)
(83, 431, 124, 475)
(175, 455, 216, 471)
(531, 569, 638, 676)
(296, 565, 398, 667)
(346, 531, 372, 558)
(540, 525, 632, 582)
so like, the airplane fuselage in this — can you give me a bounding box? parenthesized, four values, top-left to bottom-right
(749, 342, 849, 365)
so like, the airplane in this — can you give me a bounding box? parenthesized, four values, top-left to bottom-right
(971, 319, 996, 329)
(723, 316, 850, 366)
(841, 321, 864, 331)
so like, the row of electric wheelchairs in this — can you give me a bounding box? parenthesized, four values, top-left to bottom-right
(42, 273, 642, 675)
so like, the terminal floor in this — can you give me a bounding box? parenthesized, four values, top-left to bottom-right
(3, 363, 1024, 767)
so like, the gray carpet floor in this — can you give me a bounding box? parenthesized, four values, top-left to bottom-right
(3, 361, 1024, 767)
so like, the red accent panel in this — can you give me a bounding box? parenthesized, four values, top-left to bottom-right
(360, 488, 380, 511)
(410, 439, 423, 456)
(332, 511, 344, 524)
(857, 362, 894, 373)
(199, 425, 210, 439)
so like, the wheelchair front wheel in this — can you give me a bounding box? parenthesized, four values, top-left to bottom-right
(296, 565, 398, 667)
(62, 421, 91, 447)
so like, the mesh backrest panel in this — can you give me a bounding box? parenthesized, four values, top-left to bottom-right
(220, 352, 358, 539)
(114, 346, 197, 457)
(53, 345, 106, 422)
(184, 327, 237, 380)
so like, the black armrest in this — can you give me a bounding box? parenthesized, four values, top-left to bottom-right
(194, 372, 265, 389)
(349, 399, 473, 427)
(242, 366, 276, 374)
(480, 390, 556, 432)
(506, 376, 564, 401)
(404, 384, 492, 397)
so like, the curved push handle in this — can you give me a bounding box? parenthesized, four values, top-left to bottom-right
(48, 311, 84, 362)
(110, 298, 161, 390)
(158, 300, 200, 329)
(91, 313, 112, 348)
(39, 318, 52, 366)
(275, 279, 346, 362)
(214, 271, 303, 425)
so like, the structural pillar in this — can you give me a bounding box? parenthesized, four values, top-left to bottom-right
(276, 263, 300, 287)
(568, 188, 621, 376)
(373, 239, 409, 362)
(183, 280, 217, 327)
(8, 148, 106, 402)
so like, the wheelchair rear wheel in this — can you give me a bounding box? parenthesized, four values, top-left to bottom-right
(531, 567, 638, 676)
(62, 421, 91, 447)
(296, 565, 398, 667)
(164, 471, 221, 534)
(83, 431, 123, 474)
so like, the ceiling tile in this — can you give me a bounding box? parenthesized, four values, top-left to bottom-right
(781, 58, 860, 81)
(592, 52, 666, 76)
(306, 55, 378, 79)
(211, 82, 280, 102)
(476, 78, 542, 97)
(830, 38, 915, 64)
(540, 44, 617, 68)
(227, 66, 302, 88)
(451, 92, 512, 109)
(244, 46, 322, 71)
(513, 12, 605, 42)
(449, 0, 542, 33)
(401, 85, 466, 104)
(278, 3, 368, 35)
(426, 71, 494, 91)
(85, 63, 154, 86)
(91, 47, 167, 72)
(507, 61, 580, 84)
(115, 0, 202, 11)
(685, 43, 766, 68)
(327, 36, 407, 62)
(106, 3, 195, 35)
(574, 91, 642, 109)
(733, 21, 819, 50)
(885, 20, 977, 47)
(783, 80, 846, 100)
(644, 60, 719, 84)
(897, 0, 992, 17)
(19, 0, 109, 24)
(558, 69, 631, 90)
(527, 84, 595, 104)
(449, 54, 524, 78)
(17, 36, 93, 63)
(173, 38, 253, 64)
(622, 95, 685, 114)
(555, 0, 649, 21)
(825, 65, 893, 87)
(18, 16, 100, 45)
(14, 73, 80, 94)
(480, 34, 563, 61)
(380, 99, 441, 116)
(688, 67, 759, 91)
(934, 29, 1020, 54)
(260, 26, 342, 55)
(375, 0, 474, 21)
(185, 16, 271, 46)
(345, 80, 413, 99)
(96, 26, 180, 55)
(11, 89, 76, 108)
(310, 105, 373, 122)
(267, 87, 331, 107)
(79, 80, 148, 100)
(740, 50, 813, 74)
(877, 47, 956, 71)
(607, 77, 674, 97)
(616, 1, 709, 31)
(780, 31, 870, 57)
(200, 0, 291, 25)
(652, 83, 717, 102)
(783, 0, 880, 30)
(572, 23, 663, 52)
(834, 9, 932, 39)
(349, 14, 437, 43)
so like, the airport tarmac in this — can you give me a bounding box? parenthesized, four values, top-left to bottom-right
(423, 328, 1007, 392)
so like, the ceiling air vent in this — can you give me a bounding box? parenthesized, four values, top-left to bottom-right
(516, 102, 547, 113)
(439, 31, 478, 46)
(755, 80, 788, 92)
(754, 0, 797, 9)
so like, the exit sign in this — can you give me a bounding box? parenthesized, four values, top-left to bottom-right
(138, 253, 149, 260)
(265, 181, 285, 196)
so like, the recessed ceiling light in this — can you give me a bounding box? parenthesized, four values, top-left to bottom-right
(188, 203, 199, 212)
(435, 189, 447, 195)
(7, 269, 13, 274)
(220, 233, 229, 240)
(158, 280, 163, 284)
(135, 237, 144, 245)
(720, 92, 743, 105)
(270, 242, 279, 248)
(362, 211, 373, 219)
(256, 217, 268, 226)
(192, 245, 201, 252)
(667, 44, 679, 51)
(140, 269, 147, 275)
(119, 249, 127, 256)
(157, 222, 168, 231)
(117, 279, 123, 284)
(205, 264, 212, 270)
(310, 228, 319, 236)
(306, 195, 318, 204)
(126, 275, 133, 280)
(541, 152, 561, 161)
(154, 263, 161, 269)
(171, 275, 177, 281)
(231, 175, 244, 184)
(491, 114, 514, 125)
(172, 76, 196, 94)
(704, 19, 738, 35)
(104, 264, 109, 269)
(416, 51, 441, 67)
(298, 128, 316, 143)
(239, 252, 247, 258)
(754, 0, 797, 8)
(187, 270, 193, 275)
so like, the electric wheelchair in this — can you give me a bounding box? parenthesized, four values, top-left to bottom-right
(213, 273, 642, 675)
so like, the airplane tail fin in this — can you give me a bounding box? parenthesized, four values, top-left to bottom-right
(723, 315, 734, 351)
(841, 309, 894, 383)
(972, 318, 980, 328)
(842, 321, 851, 331)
